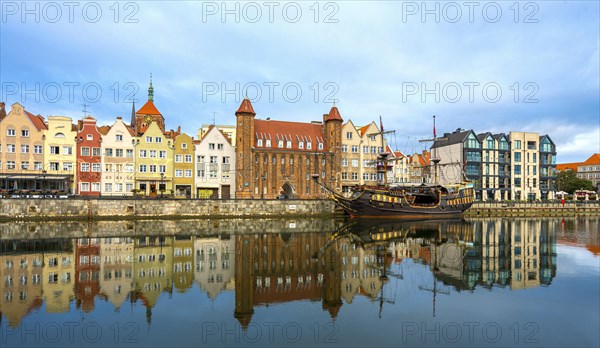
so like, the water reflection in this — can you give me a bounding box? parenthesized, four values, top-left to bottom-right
(1, 217, 597, 331)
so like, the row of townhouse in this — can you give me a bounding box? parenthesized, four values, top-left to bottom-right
(0, 81, 237, 198)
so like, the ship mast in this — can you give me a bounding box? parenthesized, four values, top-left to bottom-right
(368, 115, 395, 188)
(419, 116, 443, 184)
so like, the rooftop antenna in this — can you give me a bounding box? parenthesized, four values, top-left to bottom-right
(212, 112, 216, 125)
(82, 103, 89, 118)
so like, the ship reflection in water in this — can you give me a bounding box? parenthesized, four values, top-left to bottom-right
(0, 218, 598, 347)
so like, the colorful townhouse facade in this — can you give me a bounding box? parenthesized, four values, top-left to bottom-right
(75, 116, 102, 196)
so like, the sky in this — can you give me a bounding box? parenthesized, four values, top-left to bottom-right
(1, 0, 598, 162)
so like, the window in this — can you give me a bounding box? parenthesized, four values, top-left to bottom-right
(139, 165, 147, 172)
(80, 182, 90, 192)
(92, 163, 101, 172)
(34, 145, 43, 154)
(155, 137, 162, 143)
(146, 136, 152, 143)
(185, 155, 192, 163)
(286, 141, 292, 148)
(21, 145, 29, 153)
(92, 148, 100, 156)
(51, 146, 61, 155)
(184, 169, 192, 177)
(342, 173, 348, 180)
(21, 129, 29, 137)
(514, 140, 521, 149)
(6, 144, 16, 153)
(175, 170, 183, 177)
(159, 165, 166, 173)
(341, 145, 348, 153)
(318, 142, 323, 150)
(176, 155, 183, 163)
(115, 149, 123, 157)
(514, 165, 521, 175)
(351, 145, 358, 153)
(6, 161, 15, 170)
(34, 162, 43, 170)
(50, 162, 59, 171)
(514, 152, 521, 162)
(342, 159, 348, 167)
(159, 151, 167, 158)
(116, 134, 123, 141)
(149, 150, 157, 158)
(81, 163, 90, 172)
(465, 133, 480, 148)
(256, 140, 262, 147)
(307, 142, 312, 150)
(181, 143, 187, 149)
(105, 183, 113, 192)
(299, 141, 304, 149)
(487, 138, 494, 149)
(63, 162, 73, 171)
(86, 134, 93, 140)
(209, 143, 216, 150)
(346, 132, 353, 139)
(115, 183, 122, 192)
(91, 183, 100, 192)
(217, 143, 224, 150)
(527, 141, 536, 150)
(352, 159, 359, 167)
(363, 146, 369, 154)
(149, 165, 157, 173)
(7, 129, 15, 136)
(371, 146, 376, 154)
(21, 161, 29, 170)
(278, 140, 284, 148)
(139, 150, 147, 158)
(351, 173, 358, 180)
(81, 147, 90, 156)
(126, 149, 133, 158)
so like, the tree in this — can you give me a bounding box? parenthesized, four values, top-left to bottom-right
(557, 170, 595, 193)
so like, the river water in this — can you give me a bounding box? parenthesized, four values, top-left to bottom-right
(0, 217, 598, 347)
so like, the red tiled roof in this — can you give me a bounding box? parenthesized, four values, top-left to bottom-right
(137, 100, 162, 115)
(254, 119, 328, 152)
(126, 125, 136, 136)
(24, 110, 48, 130)
(236, 98, 256, 115)
(394, 150, 405, 158)
(359, 125, 369, 136)
(325, 106, 343, 122)
(557, 163, 580, 171)
(98, 125, 111, 135)
(582, 154, 600, 166)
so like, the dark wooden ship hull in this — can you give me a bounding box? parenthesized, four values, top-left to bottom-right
(330, 184, 474, 219)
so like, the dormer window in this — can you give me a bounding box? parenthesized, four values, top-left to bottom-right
(278, 140, 283, 148)
(155, 137, 162, 143)
(286, 141, 292, 148)
(318, 142, 323, 150)
(257, 139, 263, 147)
(116, 134, 123, 141)
(307, 142, 312, 150)
(299, 141, 304, 149)
(266, 140, 271, 147)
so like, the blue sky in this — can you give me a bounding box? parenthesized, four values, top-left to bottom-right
(1, 1, 598, 162)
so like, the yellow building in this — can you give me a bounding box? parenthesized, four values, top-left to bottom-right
(132, 236, 173, 325)
(42, 247, 75, 313)
(44, 116, 77, 194)
(173, 236, 194, 292)
(173, 133, 195, 198)
(133, 122, 174, 196)
(0, 102, 48, 193)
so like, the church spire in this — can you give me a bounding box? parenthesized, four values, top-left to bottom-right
(148, 73, 154, 101)
(130, 99, 136, 127)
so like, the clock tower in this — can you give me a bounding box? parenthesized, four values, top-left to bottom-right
(134, 74, 165, 135)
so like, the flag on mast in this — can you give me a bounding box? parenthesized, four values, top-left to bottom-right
(433, 115, 436, 138)
(379, 115, 384, 132)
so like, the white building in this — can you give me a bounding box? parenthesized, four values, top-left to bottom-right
(100, 117, 135, 196)
(194, 125, 236, 199)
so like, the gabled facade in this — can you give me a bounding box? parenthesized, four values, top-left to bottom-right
(75, 116, 102, 196)
(43, 116, 77, 194)
(133, 122, 174, 196)
(0, 102, 48, 193)
(195, 125, 236, 199)
(173, 133, 195, 198)
(389, 149, 410, 184)
(101, 117, 136, 196)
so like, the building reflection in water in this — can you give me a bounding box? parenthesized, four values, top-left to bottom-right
(0, 217, 582, 328)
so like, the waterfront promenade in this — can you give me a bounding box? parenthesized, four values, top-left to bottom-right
(465, 201, 600, 217)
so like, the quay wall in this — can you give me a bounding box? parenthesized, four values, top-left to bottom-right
(465, 201, 600, 217)
(0, 198, 337, 221)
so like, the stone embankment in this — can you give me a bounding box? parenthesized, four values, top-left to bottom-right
(0, 198, 337, 221)
(464, 201, 600, 217)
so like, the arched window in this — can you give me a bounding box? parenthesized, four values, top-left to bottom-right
(54, 132, 65, 138)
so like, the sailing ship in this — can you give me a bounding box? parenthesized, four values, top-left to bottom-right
(312, 116, 475, 218)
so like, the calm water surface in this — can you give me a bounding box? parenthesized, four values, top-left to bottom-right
(0, 217, 598, 347)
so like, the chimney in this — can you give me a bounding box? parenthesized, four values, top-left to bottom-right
(0, 102, 6, 121)
(117, 116, 122, 120)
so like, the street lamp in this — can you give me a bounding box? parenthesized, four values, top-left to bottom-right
(42, 169, 47, 197)
(160, 172, 165, 198)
